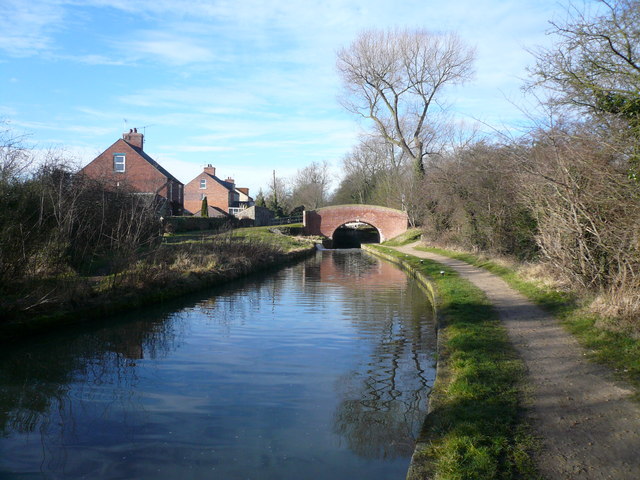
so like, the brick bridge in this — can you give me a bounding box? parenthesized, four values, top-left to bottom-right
(303, 204, 408, 242)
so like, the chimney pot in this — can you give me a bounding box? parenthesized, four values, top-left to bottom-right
(123, 129, 144, 149)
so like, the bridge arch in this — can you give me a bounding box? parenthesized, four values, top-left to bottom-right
(303, 205, 408, 243)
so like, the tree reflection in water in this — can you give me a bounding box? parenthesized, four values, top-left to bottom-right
(0, 251, 436, 479)
(328, 251, 435, 459)
(0, 306, 183, 437)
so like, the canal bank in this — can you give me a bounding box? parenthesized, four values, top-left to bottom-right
(363, 243, 538, 479)
(0, 230, 316, 343)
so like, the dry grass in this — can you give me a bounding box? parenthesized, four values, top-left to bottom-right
(590, 289, 640, 337)
(421, 240, 640, 336)
(516, 262, 572, 293)
(515, 262, 640, 337)
(1, 229, 315, 335)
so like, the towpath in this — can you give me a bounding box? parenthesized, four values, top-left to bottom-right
(392, 243, 640, 480)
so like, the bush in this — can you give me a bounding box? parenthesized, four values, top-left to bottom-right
(0, 162, 163, 289)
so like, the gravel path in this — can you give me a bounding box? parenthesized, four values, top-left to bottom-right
(393, 243, 640, 480)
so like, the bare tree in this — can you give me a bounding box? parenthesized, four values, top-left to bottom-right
(0, 122, 32, 184)
(528, 0, 640, 181)
(290, 161, 331, 210)
(529, 1, 640, 124)
(337, 28, 475, 175)
(333, 135, 402, 205)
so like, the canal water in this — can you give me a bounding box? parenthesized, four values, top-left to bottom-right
(0, 250, 436, 480)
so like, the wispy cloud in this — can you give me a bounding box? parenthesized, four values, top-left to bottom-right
(63, 53, 125, 66)
(0, 0, 64, 56)
(115, 31, 217, 65)
(117, 86, 266, 110)
(7, 119, 114, 139)
(167, 145, 235, 153)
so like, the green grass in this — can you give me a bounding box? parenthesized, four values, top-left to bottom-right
(417, 246, 640, 398)
(226, 224, 312, 251)
(382, 228, 423, 246)
(164, 224, 312, 252)
(366, 245, 539, 480)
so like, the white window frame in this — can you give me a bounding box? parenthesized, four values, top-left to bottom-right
(114, 153, 126, 173)
(200, 178, 206, 189)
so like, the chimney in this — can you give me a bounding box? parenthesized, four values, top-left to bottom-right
(204, 164, 216, 176)
(225, 177, 235, 186)
(123, 127, 144, 150)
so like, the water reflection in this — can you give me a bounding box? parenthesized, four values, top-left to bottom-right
(0, 251, 435, 480)
(328, 252, 433, 459)
(0, 312, 177, 432)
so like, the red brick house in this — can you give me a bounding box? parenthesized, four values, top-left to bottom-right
(184, 165, 254, 216)
(80, 129, 184, 215)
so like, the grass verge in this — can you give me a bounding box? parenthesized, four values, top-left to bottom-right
(364, 245, 539, 480)
(381, 228, 423, 246)
(163, 223, 307, 247)
(417, 246, 640, 397)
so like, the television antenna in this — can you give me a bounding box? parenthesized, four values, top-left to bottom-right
(140, 124, 155, 136)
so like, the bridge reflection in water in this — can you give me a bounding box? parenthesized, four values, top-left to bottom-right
(0, 251, 435, 480)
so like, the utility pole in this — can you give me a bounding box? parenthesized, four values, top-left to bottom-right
(272, 170, 278, 211)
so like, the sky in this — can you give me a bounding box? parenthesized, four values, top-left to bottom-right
(0, 0, 576, 195)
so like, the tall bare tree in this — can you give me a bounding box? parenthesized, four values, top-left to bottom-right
(290, 161, 331, 210)
(337, 28, 475, 175)
(332, 134, 411, 208)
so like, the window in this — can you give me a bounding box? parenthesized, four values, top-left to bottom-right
(201, 193, 206, 200)
(200, 178, 206, 189)
(114, 153, 125, 173)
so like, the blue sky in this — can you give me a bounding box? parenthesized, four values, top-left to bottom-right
(0, 0, 574, 194)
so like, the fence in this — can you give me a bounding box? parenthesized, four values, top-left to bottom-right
(269, 215, 303, 226)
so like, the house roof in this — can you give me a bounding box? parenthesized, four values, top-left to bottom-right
(235, 188, 254, 202)
(123, 140, 183, 185)
(183, 205, 230, 217)
(202, 171, 234, 191)
(208, 206, 230, 217)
